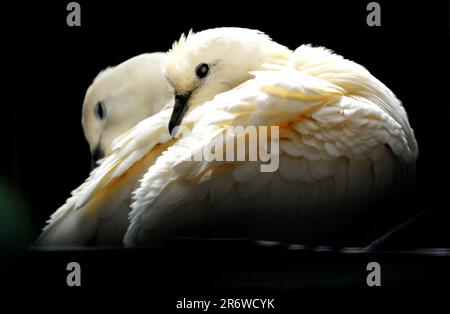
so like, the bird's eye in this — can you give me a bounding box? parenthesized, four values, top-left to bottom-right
(195, 63, 210, 79)
(94, 101, 106, 120)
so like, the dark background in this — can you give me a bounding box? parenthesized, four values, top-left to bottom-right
(2, 0, 448, 245)
(0, 0, 449, 304)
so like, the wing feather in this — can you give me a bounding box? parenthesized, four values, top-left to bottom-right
(35, 109, 173, 246)
(125, 46, 417, 246)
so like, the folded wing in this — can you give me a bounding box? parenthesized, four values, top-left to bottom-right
(125, 46, 417, 246)
(36, 109, 175, 246)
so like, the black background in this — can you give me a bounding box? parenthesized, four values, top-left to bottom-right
(1, 0, 449, 305)
(2, 1, 449, 242)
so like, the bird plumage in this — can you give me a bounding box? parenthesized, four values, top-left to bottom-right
(36, 54, 174, 246)
(37, 28, 418, 247)
(82, 53, 173, 158)
(125, 30, 417, 245)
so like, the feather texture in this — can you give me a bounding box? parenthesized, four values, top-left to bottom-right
(125, 44, 417, 246)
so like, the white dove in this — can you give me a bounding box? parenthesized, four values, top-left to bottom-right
(82, 53, 173, 161)
(123, 28, 418, 246)
(36, 53, 175, 246)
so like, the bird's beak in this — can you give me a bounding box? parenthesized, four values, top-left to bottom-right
(169, 92, 191, 137)
(90, 145, 104, 170)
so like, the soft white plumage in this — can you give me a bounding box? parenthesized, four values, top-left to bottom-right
(36, 28, 418, 247)
(36, 53, 174, 246)
(82, 53, 173, 159)
(123, 28, 418, 246)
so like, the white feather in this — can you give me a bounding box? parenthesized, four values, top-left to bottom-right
(126, 35, 417, 245)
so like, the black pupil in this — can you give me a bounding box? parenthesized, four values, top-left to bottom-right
(95, 102, 105, 119)
(196, 63, 209, 79)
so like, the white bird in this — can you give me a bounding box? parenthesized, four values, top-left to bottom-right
(123, 28, 418, 246)
(82, 53, 173, 161)
(36, 53, 175, 246)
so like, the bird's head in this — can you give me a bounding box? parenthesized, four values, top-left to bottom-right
(165, 27, 290, 135)
(82, 53, 173, 167)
